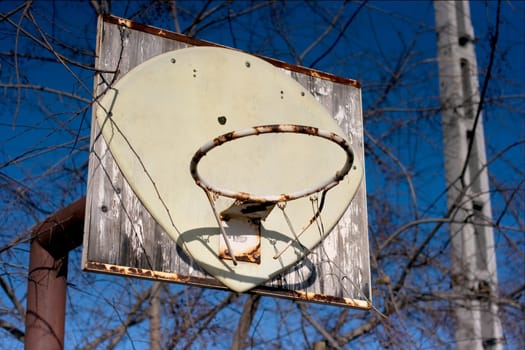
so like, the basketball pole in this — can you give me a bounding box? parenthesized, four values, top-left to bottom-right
(24, 197, 85, 350)
(434, 1, 503, 349)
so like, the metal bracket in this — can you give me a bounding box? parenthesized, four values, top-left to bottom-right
(218, 201, 275, 264)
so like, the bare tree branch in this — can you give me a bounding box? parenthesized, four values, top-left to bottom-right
(310, 0, 368, 68)
(297, 303, 341, 350)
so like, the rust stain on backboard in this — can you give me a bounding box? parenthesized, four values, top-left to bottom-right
(218, 202, 270, 264)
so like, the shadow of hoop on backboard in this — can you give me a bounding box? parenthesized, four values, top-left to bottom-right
(175, 227, 317, 290)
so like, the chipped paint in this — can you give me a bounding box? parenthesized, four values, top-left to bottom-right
(334, 106, 346, 127)
(314, 84, 330, 97)
(117, 18, 132, 28)
(218, 211, 262, 264)
(85, 261, 213, 286)
(290, 290, 371, 309)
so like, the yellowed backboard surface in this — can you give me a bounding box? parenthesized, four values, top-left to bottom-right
(95, 46, 362, 292)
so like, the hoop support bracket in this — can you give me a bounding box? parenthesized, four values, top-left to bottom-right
(189, 124, 356, 265)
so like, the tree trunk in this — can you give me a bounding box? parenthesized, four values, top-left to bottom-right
(150, 282, 162, 350)
(230, 295, 261, 350)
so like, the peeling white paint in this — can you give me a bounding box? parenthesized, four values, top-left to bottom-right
(314, 84, 330, 97)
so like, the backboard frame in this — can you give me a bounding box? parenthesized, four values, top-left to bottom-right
(82, 14, 371, 308)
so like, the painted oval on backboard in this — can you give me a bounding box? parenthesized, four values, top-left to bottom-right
(95, 47, 363, 292)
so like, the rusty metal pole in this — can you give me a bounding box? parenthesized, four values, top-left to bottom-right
(24, 197, 86, 350)
(25, 241, 68, 350)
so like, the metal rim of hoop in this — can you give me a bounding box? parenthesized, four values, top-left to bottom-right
(190, 124, 355, 203)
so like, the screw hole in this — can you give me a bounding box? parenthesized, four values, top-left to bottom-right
(170, 58, 176, 64)
(245, 61, 251, 68)
(218, 116, 227, 125)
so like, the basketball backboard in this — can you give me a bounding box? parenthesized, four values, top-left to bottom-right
(83, 15, 370, 308)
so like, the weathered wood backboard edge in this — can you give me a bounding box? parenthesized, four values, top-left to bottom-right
(84, 261, 370, 309)
(100, 15, 361, 89)
(82, 15, 371, 309)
